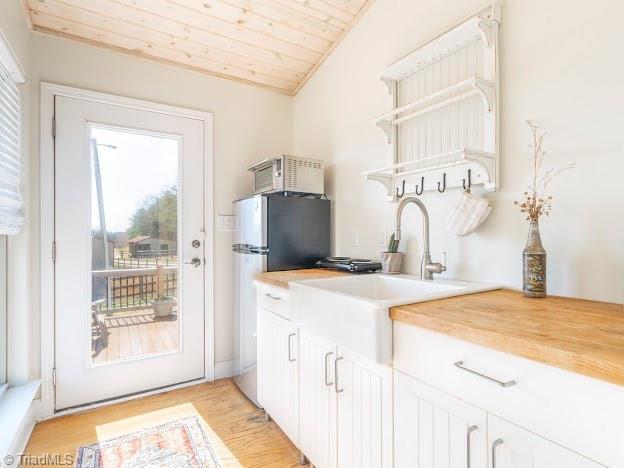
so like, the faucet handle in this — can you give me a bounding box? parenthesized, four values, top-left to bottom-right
(441, 251, 447, 268)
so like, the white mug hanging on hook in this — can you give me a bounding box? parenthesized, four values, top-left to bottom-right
(446, 170, 492, 236)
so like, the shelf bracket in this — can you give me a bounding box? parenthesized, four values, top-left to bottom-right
(477, 18, 496, 47)
(473, 79, 496, 112)
(381, 77, 396, 95)
(467, 152, 497, 191)
(365, 174, 395, 202)
(376, 120, 393, 144)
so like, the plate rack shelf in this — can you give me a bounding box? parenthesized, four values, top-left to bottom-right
(365, 4, 501, 201)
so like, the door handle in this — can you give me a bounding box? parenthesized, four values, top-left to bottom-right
(467, 425, 478, 468)
(185, 258, 201, 267)
(454, 361, 516, 387)
(288, 333, 296, 362)
(334, 356, 344, 394)
(492, 438, 503, 468)
(264, 293, 282, 300)
(324, 352, 334, 386)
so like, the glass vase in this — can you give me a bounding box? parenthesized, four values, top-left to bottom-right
(523, 219, 546, 298)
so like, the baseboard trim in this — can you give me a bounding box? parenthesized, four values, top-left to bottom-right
(5, 402, 36, 464)
(214, 359, 238, 380)
(1, 381, 41, 467)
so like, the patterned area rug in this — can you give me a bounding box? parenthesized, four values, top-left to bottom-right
(75, 416, 221, 468)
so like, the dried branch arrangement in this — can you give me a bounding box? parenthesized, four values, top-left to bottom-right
(515, 120, 575, 221)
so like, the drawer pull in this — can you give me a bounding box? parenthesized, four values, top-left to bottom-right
(335, 356, 344, 394)
(467, 425, 477, 468)
(492, 438, 504, 468)
(288, 333, 296, 362)
(454, 361, 516, 387)
(265, 293, 282, 300)
(324, 352, 334, 386)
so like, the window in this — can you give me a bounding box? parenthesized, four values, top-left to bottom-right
(0, 61, 24, 234)
(0, 56, 25, 387)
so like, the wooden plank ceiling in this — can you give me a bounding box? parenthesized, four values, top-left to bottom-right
(24, 0, 374, 95)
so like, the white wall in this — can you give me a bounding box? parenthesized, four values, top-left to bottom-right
(293, 0, 624, 303)
(1, 0, 34, 385)
(27, 32, 292, 371)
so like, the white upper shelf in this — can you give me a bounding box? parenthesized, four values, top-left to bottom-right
(374, 76, 495, 127)
(380, 16, 498, 82)
(363, 148, 495, 178)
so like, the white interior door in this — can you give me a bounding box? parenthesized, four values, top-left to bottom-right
(54, 95, 206, 410)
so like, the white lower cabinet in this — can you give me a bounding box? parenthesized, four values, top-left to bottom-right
(487, 415, 603, 468)
(257, 306, 299, 445)
(394, 370, 487, 468)
(257, 289, 611, 468)
(299, 329, 337, 468)
(336, 347, 393, 468)
(298, 330, 393, 468)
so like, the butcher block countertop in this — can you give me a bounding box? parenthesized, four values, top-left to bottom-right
(255, 271, 624, 386)
(255, 268, 349, 289)
(391, 289, 624, 387)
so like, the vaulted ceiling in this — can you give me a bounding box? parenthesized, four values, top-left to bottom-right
(23, 0, 374, 95)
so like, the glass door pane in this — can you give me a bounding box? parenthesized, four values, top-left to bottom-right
(89, 126, 180, 364)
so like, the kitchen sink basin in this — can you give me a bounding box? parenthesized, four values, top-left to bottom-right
(289, 274, 499, 365)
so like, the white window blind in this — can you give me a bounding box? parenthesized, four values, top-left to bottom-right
(0, 61, 24, 235)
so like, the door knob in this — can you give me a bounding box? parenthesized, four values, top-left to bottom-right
(185, 257, 201, 267)
(192, 240, 200, 248)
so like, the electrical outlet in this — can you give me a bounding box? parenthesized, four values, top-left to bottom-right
(351, 228, 359, 247)
(216, 214, 237, 232)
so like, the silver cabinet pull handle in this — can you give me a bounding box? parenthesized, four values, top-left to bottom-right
(467, 425, 478, 468)
(324, 352, 334, 386)
(265, 293, 282, 300)
(492, 438, 503, 468)
(288, 333, 296, 362)
(334, 356, 344, 393)
(454, 361, 516, 387)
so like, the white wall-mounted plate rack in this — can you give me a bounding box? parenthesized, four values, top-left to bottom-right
(365, 3, 501, 201)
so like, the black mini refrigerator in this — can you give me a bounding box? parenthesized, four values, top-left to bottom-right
(232, 193, 330, 406)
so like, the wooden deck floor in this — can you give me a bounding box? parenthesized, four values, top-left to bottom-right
(24, 379, 301, 467)
(92, 309, 179, 363)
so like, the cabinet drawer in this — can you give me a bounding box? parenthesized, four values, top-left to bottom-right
(256, 283, 290, 319)
(394, 370, 487, 468)
(488, 414, 604, 468)
(394, 322, 624, 468)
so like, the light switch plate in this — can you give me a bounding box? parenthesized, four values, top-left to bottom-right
(216, 214, 237, 232)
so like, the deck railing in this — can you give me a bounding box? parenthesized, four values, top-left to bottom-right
(92, 265, 177, 313)
(114, 255, 177, 269)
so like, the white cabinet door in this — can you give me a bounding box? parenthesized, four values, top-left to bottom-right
(488, 415, 603, 468)
(257, 307, 299, 445)
(335, 347, 393, 468)
(394, 370, 488, 468)
(299, 330, 337, 468)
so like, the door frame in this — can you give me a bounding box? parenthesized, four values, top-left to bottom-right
(39, 82, 215, 418)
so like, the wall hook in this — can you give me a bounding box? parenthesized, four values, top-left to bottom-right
(396, 180, 406, 198)
(415, 177, 424, 195)
(437, 173, 447, 193)
(462, 169, 472, 191)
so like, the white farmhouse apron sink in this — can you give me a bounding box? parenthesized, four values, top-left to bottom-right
(289, 274, 499, 365)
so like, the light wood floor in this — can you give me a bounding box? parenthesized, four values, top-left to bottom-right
(24, 379, 301, 467)
(92, 310, 178, 363)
